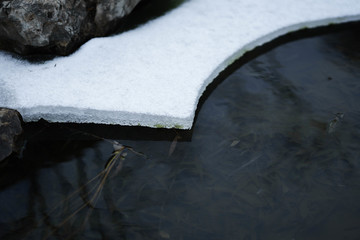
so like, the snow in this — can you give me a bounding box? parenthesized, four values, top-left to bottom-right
(1, 0, 360, 129)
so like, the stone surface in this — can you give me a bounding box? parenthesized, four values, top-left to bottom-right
(0, 108, 23, 161)
(0, 0, 142, 55)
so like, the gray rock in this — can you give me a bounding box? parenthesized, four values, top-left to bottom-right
(0, 0, 142, 55)
(0, 108, 23, 162)
(95, 0, 142, 35)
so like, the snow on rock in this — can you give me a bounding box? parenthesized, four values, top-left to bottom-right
(0, 0, 359, 129)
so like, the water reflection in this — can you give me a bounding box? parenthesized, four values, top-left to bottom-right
(1, 24, 360, 240)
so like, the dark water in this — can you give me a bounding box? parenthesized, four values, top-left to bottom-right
(1, 25, 360, 240)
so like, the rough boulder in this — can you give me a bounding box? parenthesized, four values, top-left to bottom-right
(0, 0, 142, 55)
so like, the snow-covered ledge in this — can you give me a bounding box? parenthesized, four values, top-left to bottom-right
(1, 0, 360, 129)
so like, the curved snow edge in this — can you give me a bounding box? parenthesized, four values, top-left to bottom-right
(188, 16, 360, 129)
(17, 16, 360, 130)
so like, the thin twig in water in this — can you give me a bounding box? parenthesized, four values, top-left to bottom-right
(42, 144, 145, 239)
(36, 121, 148, 239)
(227, 154, 262, 178)
(168, 134, 181, 157)
(328, 112, 344, 134)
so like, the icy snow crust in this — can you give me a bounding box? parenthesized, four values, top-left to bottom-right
(1, 0, 360, 129)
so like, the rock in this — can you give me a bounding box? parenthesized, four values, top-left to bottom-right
(0, 108, 23, 162)
(94, 0, 142, 35)
(0, 0, 142, 55)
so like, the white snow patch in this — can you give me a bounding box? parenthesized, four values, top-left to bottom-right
(1, 0, 360, 129)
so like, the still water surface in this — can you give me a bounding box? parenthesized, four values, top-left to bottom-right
(1, 26, 360, 240)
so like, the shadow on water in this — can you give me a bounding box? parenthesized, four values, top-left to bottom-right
(1, 22, 360, 240)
